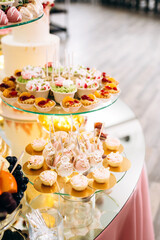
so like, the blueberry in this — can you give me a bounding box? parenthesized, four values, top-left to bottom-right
(15, 164, 22, 171)
(8, 165, 14, 172)
(21, 184, 27, 191)
(23, 177, 29, 184)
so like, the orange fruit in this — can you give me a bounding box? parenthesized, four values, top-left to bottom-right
(0, 171, 18, 195)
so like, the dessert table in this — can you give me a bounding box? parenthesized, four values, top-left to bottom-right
(0, 99, 154, 240)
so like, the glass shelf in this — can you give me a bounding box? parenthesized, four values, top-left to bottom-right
(1, 95, 119, 116)
(0, 14, 43, 30)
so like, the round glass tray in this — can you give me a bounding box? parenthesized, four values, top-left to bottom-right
(1, 94, 119, 116)
(0, 13, 43, 29)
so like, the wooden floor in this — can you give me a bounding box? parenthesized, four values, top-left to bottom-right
(53, 4, 160, 238)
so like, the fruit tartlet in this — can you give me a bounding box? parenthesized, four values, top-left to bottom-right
(2, 89, 19, 104)
(107, 152, 123, 167)
(101, 72, 119, 86)
(105, 136, 121, 151)
(80, 94, 99, 108)
(76, 78, 99, 98)
(103, 83, 120, 94)
(26, 79, 50, 98)
(14, 69, 22, 77)
(18, 92, 35, 109)
(27, 155, 44, 170)
(34, 97, 55, 112)
(94, 89, 111, 101)
(0, 81, 15, 93)
(31, 138, 47, 152)
(70, 174, 89, 191)
(51, 79, 77, 104)
(61, 96, 81, 113)
(3, 76, 16, 84)
(39, 170, 57, 187)
(92, 166, 110, 184)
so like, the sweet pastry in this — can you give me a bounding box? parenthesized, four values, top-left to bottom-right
(80, 94, 98, 106)
(31, 138, 47, 152)
(62, 96, 81, 108)
(51, 79, 77, 104)
(18, 92, 35, 105)
(94, 89, 111, 99)
(14, 69, 22, 77)
(7, 7, 22, 23)
(56, 156, 73, 177)
(34, 97, 55, 112)
(39, 170, 57, 186)
(76, 78, 99, 98)
(87, 150, 103, 166)
(105, 136, 121, 151)
(3, 76, 16, 83)
(74, 154, 90, 173)
(0, 9, 8, 25)
(0, 81, 15, 92)
(2, 89, 19, 102)
(70, 174, 88, 191)
(101, 73, 119, 85)
(27, 155, 44, 170)
(107, 152, 123, 167)
(92, 166, 110, 183)
(103, 83, 120, 94)
(26, 79, 50, 98)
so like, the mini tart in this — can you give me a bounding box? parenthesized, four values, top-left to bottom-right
(27, 155, 44, 170)
(70, 174, 88, 191)
(103, 83, 120, 94)
(107, 152, 123, 167)
(0, 81, 15, 92)
(31, 138, 47, 152)
(39, 170, 57, 186)
(35, 97, 55, 108)
(92, 166, 110, 183)
(14, 69, 22, 77)
(102, 76, 119, 85)
(105, 137, 120, 151)
(94, 89, 111, 99)
(62, 96, 81, 108)
(18, 92, 35, 104)
(3, 76, 16, 83)
(80, 94, 98, 106)
(2, 89, 19, 98)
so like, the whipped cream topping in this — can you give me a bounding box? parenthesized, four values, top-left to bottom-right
(105, 137, 120, 147)
(56, 159, 73, 177)
(40, 170, 57, 184)
(31, 138, 46, 148)
(107, 152, 123, 163)
(87, 150, 103, 166)
(70, 174, 88, 188)
(74, 154, 90, 172)
(93, 167, 110, 179)
(26, 79, 50, 91)
(21, 65, 44, 79)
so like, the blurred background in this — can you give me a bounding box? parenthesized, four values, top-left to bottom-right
(0, 1, 159, 238)
(50, 1, 159, 239)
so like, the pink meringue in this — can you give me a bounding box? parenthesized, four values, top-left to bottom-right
(0, 10, 8, 26)
(7, 7, 22, 23)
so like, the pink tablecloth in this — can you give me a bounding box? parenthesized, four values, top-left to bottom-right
(96, 166, 155, 240)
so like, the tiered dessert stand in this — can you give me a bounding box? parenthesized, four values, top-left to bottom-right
(0, 17, 145, 240)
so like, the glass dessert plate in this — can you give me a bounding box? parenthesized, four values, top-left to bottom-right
(1, 94, 119, 116)
(0, 13, 43, 29)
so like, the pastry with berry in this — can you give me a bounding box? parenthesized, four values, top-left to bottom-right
(61, 96, 81, 113)
(2, 89, 19, 104)
(80, 94, 99, 108)
(94, 89, 111, 101)
(103, 83, 120, 94)
(18, 92, 35, 109)
(34, 97, 55, 112)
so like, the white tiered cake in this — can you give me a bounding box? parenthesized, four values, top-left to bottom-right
(1, 9, 60, 76)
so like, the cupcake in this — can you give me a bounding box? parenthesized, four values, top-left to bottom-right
(61, 96, 81, 113)
(56, 156, 73, 177)
(31, 138, 47, 152)
(2, 89, 19, 104)
(39, 170, 57, 186)
(18, 92, 35, 109)
(92, 166, 110, 183)
(87, 150, 103, 167)
(76, 78, 99, 98)
(74, 154, 90, 173)
(51, 79, 77, 104)
(80, 94, 99, 109)
(70, 174, 88, 191)
(26, 79, 50, 98)
(105, 136, 120, 151)
(107, 152, 123, 167)
(34, 97, 55, 112)
(27, 155, 44, 170)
